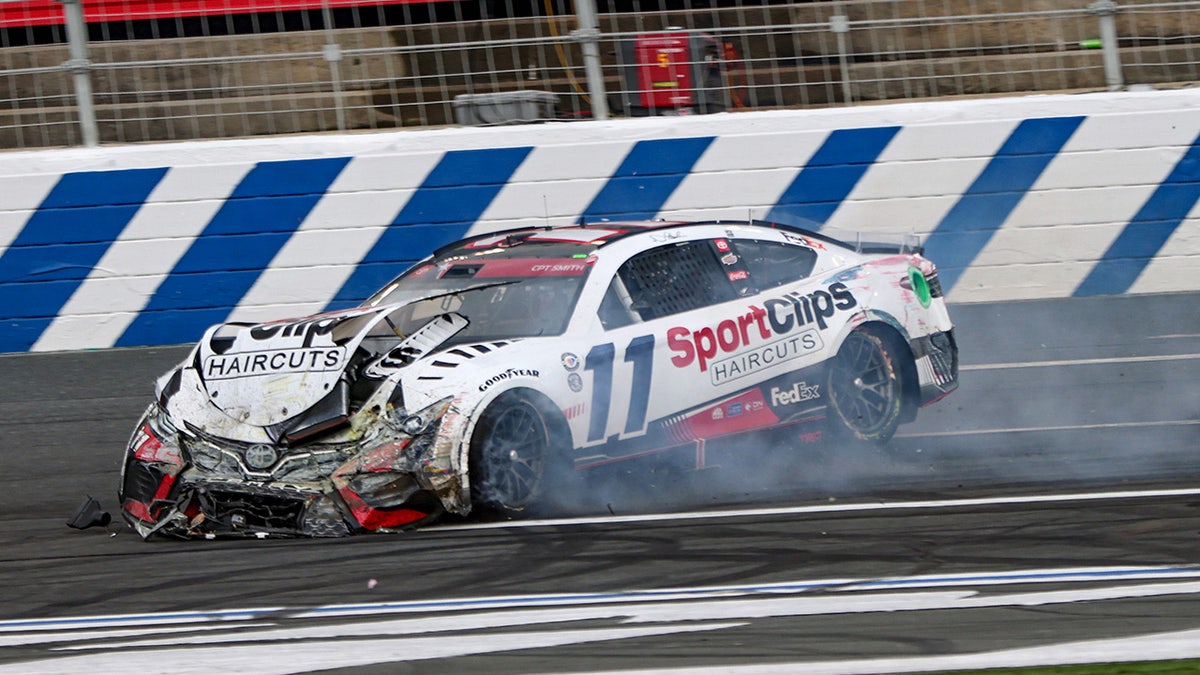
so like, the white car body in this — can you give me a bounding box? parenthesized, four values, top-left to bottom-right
(120, 220, 958, 538)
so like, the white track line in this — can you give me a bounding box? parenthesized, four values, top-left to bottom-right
(438, 486, 1200, 532)
(897, 419, 1199, 438)
(963, 352, 1200, 371)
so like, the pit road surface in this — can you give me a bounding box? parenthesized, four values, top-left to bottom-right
(1, 292, 1198, 673)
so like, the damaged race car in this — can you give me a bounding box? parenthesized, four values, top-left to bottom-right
(120, 219, 958, 538)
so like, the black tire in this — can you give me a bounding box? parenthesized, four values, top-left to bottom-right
(826, 327, 907, 444)
(468, 391, 557, 516)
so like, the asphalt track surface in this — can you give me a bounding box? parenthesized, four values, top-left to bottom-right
(1, 292, 1198, 673)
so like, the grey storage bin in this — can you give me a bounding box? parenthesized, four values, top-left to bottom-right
(453, 90, 559, 126)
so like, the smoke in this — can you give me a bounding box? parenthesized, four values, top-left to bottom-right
(525, 291, 1200, 521)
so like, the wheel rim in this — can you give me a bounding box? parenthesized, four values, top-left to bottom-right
(830, 332, 899, 436)
(478, 401, 547, 509)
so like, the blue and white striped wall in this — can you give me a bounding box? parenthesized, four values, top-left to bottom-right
(1, 88, 1198, 353)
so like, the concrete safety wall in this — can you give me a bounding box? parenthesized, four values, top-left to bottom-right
(1, 88, 1198, 354)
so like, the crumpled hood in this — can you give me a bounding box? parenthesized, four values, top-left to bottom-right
(195, 305, 396, 427)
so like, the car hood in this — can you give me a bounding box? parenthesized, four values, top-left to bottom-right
(193, 305, 466, 430)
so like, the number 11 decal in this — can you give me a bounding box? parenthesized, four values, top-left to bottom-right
(584, 334, 655, 442)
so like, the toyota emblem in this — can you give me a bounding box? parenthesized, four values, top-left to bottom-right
(244, 444, 278, 470)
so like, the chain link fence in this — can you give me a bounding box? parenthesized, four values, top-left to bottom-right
(2, 0, 1198, 149)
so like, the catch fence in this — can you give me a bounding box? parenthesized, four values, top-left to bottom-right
(1, 0, 1198, 148)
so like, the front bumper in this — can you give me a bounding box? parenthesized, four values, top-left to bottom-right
(119, 398, 459, 539)
(121, 467, 444, 539)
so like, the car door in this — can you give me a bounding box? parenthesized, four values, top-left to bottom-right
(579, 236, 748, 446)
(577, 231, 850, 450)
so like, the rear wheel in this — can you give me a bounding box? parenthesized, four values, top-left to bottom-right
(469, 391, 555, 516)
(827, 327, 907, 444)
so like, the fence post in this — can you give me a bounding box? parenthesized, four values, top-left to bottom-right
(1088, 0, 1124, 91)
(321, 2, 346, 132)
(830, 14, 853, 105)
(59, 0, 98, 146)
(571, 0, 609, 120)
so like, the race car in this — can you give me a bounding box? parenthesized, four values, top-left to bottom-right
(119, 219, 958, 538)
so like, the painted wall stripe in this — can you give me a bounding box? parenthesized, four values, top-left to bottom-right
(326, 147, 533, 310)
(474, 143, 638, 230)
(3, 93, 1200, 354)
(33, 165, 257, 351)
(1074, 131, 1200, 296)
(227, 153, 449, 324)
(115, 157, 350, 347)
(581, 137, 715, 221)
(922, 116, 1085, 294)
(659, 133, 830, 220)
(765, 126, 900, 228)
(0, 168, 166, 352)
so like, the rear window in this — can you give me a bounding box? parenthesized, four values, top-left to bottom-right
(733, 239, 818, 290)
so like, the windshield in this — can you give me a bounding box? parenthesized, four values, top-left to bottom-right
(363, 248, 594, 340)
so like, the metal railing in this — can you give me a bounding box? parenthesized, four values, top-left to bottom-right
(1, 0, 1197, 149)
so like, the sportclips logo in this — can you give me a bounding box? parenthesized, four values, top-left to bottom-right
(203, 348, 344, 381)
(203, 316, 348, 381)
(668, 283, 857, 385)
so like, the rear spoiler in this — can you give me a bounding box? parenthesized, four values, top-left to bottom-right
(857, 240, 924, 256)
(755, 220, 924, 256)
(845, 232, 924, 256)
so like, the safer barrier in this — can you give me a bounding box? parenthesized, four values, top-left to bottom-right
(1, 87, 1198, 353)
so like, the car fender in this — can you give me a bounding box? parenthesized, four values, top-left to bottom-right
(411, 353, 546, 500)
(449, 379, 570, 512)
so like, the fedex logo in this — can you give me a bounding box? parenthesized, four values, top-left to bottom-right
(771, 381, 820, 406)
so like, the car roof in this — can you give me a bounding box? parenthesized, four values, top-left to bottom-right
(433, 219, 849, 258)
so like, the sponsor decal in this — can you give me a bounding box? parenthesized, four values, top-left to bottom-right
(363, 346, 418, 380)
(708, 331, 823, 385)
(567, 372, 584, 393)
(460, 258, 590, 278)
(667, 282, 857, 375)
(203, 347, 345, 381)
(798, 430, 823, 444)
(771, 381, 821, 406)
(530, 263, 588, 274)
(714, 238, 731, 252)
(250, 315, 342, 348)
(727, 270, 749, 282)
(781, 232, 806, 246)
(561, 352, 580, 371)
(720, 252, 739, 266)
(479, 368, 540, 392)
(782, 232, 827, 250)
(761, 282, 857, 334)
(669, 305, 771, 372)
(673, 389, 780, 441)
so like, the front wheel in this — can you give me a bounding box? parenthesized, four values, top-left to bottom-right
(826, 328, 907, 444)
(469, 392, 555, 516)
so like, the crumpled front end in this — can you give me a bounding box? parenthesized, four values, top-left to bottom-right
(119, 396, 460, 539)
